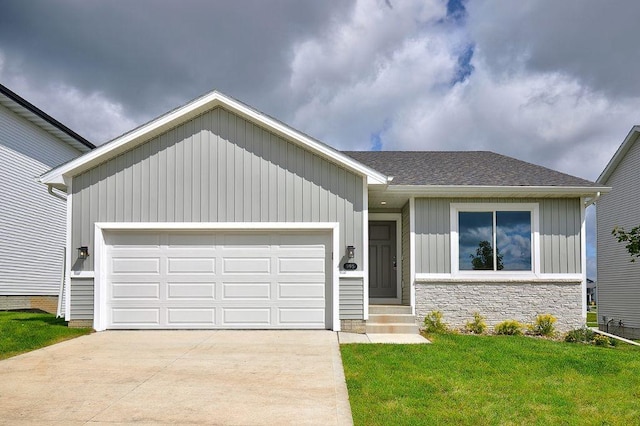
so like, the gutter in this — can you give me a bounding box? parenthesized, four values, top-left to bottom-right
(47, 184, 67, 201)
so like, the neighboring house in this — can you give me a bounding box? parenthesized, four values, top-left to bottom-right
(0, 84, 95, 314)
(39, 91, 607, 332)
(586, 278, 596, 306)
(596, 126, 640, 338)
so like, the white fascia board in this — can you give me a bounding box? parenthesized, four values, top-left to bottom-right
(40, 91, 388, 187)
(385, 185, 611, 198)
(597, 125, 640, 184)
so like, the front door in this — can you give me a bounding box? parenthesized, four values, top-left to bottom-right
(369, 221, 397, 299)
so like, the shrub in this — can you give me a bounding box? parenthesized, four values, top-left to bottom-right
(593, 334, 612, 347)
(423, 311, 448, 334)
(564, 327, 595, 343)
(529, 314, 557, 337)
(465, 312, 487, 334)
(494, 320, 524, 336)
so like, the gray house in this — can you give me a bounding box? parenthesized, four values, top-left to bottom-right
(0, 84, 94, 314)
(597, 126, 640, 338)
(39, 91, 606, 332)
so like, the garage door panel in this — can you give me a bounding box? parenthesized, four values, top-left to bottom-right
(167, 308, 216, 325)
(278, 283, 325, 299)
(223, 257, 270, 274)
(167, 282, 215, 299)
(106, 232, 160, 247)
(112, 282, 160, 300)
(105, 231, 330, 329)
(167, 257, 216, 274)
(111, 257, 160, 274)
(222, 282, 270, 299)
(111, 308, 160, 325)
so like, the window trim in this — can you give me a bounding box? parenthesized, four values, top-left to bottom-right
(450, 203, 540, 278)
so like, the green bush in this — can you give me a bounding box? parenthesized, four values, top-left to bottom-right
(564, 327, 595, 343)
(529, 314, 557, 337)
(423, 311, 448, 334)
(593, 334, 612, 347)
(494, 320, 524, 336)
(465, 312, 487, 334)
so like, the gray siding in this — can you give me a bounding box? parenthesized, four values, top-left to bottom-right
(401, 201, 410, 304)
(71, 107, 365, 320)
(0, 104, 82, 296)
(70, 278, 94, 320)
(597, 137, 640, 333)
(415, 198, 582, 274)
(339, 277, 364, 319)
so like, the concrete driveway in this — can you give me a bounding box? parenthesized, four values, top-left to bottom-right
(0, 330, 353, 425)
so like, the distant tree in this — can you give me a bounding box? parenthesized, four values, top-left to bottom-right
(612, 226, 640, 262)
(470, 240, 504, 270)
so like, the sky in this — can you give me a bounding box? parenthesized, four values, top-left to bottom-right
(2, 0, 638, 279)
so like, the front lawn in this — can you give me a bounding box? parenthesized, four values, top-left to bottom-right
(0, 311, 92, 360)
(341, 334, 640, 425)
(587, 311, 598, 327)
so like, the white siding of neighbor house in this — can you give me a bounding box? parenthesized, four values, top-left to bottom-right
(0, 104, 82, 297)
(597, 136, 640, 338)
(415, 198, 582, 275)
(69, 107, 365, 321)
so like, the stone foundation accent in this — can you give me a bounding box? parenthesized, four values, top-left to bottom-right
(415, 282, 583, 333)
(0, 296, 58, 314)
(69, 319, 93, 328)
(340, 319, 366, 333)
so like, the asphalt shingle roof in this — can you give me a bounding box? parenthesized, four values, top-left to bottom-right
(342, 151, 599, 187)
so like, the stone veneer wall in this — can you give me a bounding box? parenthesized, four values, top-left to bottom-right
(415, 282, 583, 332)
(340, 319, 366, 333)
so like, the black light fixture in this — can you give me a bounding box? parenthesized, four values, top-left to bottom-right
(346, 245, 355, 259)
(77, 246, 89, 260)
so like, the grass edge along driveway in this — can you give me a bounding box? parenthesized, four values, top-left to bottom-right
(341, 333, 640, 425)
(0, 311, 92, 360)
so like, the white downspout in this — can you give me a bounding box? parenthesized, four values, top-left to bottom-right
(47, 184, 67, 201)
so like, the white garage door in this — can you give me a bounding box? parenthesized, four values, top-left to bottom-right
(103, 230, 331, 329)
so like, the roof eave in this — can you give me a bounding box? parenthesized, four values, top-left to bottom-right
(40, 91, 388, 186)
(597, 125, 640, 184)
(383, 185, 611, 198)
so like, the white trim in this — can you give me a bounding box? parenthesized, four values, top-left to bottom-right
(385, 185, 609, 198)
(450, 203, 540, 278)
(580, 198, 587, 320)
(64, 181, 72, 321)
(597, 125, 640, 184)
(415, 273, 582, 284)
(369, 213, 402, 305)
(362, 178, 369, 320)
(93, 222, 341, 332)
(40, 91, 388, 187)
(409, 197, 416, 315)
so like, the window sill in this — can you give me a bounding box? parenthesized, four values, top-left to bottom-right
(415, 273, 582, 284)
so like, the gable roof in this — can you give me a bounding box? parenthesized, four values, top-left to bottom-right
(597, 125, 640, 184)
(344, 150, 609, 196)
(39, 90, 388, 188)
(0, 83, 95, 153)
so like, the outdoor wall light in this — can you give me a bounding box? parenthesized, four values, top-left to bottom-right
(77, 246, 89, 260)
(346, 245, 356, 259)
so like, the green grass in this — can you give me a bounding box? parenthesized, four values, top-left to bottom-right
(0, 311, 92, 360)
(587, 311, 598, 327)
(341, 333, 640, 425)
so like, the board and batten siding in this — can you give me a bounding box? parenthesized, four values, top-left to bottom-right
(597, 137, 640, 335)
(415, 198, 582, 275)
(70, 107, 365, 320)
(0, 104, 82, 296)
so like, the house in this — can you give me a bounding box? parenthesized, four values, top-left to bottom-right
(0, 84, 95, 314)
(39, 91, 607, 332)
(596, 126, 640, 338)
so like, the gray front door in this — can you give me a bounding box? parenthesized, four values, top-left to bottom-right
(369, 221, 397, 299)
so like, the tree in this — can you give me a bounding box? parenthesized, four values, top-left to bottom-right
(612, 226, 640, 262)
(470, 240, 504, 270)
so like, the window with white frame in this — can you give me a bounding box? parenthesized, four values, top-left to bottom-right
(452, 204, 538, 274)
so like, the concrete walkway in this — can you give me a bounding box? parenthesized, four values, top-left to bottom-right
(338, 333, 430, 344)
(0, 330, 353, 425)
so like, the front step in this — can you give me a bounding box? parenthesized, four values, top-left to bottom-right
(367, 305, 419, 334)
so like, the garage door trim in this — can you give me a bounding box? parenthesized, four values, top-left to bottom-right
(93, 222, 340, 332)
